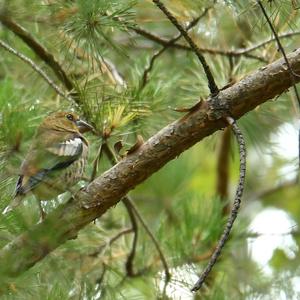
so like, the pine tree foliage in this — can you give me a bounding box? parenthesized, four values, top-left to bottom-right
(0, 0, 300, 299)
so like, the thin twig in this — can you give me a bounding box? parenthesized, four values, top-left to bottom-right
(133, 25, 300, 62)
(122, 197, 139, 277)
(141, 8, 212, 88)
(238, 31, 300, 55)
(152, 0, 219, 95)
(91, 143, 104, 182)
(102, 143, 171, 282)
(0, 15, 75, 92)
(0, 39, 73, 102)
(191, 117, 246, 292)
(124, 197, 171, 282)
(95, 263, 107, 285)
(89, 228, 133, 257)
(257, 1, 300, 106)
(249, 178, 297, 201)
(256, 0, 300, 170)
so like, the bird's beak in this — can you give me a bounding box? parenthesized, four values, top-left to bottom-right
(76, 119, 94, 133)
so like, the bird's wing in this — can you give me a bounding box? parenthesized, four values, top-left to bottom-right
(16, 136, 84, 196)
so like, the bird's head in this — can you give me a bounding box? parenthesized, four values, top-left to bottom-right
(40, 112, 94, 134)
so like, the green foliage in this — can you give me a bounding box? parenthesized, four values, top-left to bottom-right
(0, 0, 300, 299)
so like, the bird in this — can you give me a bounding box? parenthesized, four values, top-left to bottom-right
(2, 111, 93, 221)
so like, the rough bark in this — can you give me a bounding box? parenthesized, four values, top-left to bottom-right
(0, 48, 300, 280)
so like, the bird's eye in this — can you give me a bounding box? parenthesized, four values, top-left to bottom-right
(66, 114, 74, 121)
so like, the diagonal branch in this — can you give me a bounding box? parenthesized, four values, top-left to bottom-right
(141, 16, 201, 88)
(256, 0, 300, 171)
(0, 48, 300, 280)
(257, 1, 300, 106)
(152, 0, 219, 95)
(141, 10, 210, 89)
(0, 15, 75, 92)
(238, 31, 300, 55)
(0, 39, 73, 102)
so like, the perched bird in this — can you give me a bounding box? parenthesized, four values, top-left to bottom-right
(3, 111, 93, 220)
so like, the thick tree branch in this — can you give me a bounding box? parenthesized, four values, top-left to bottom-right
(0, 48, 300, 280)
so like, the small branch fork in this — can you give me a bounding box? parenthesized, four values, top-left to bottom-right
(141, 7, 212, 88)
(191, 117, 246, 292)
(152, 0, 219, 95)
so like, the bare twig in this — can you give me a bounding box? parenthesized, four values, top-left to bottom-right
(91, 142, 139, 277)
(91, 143, 104, 182)
(249, 178, 298, 201)
(257, 1, 300, 106)
(192, 117, 246, 292)
(95, 263, 107, 285)
(125, 198, 171, 282)
(90, 142, 139, 276)
(0, 39, 73, 102)
(152, 0, 219, 95)
(256, 0, 300, 170)
(0, 15, 75, 92)
(132, 25, 265, 62)
(238, 31, 300, 55)
(133, 25, 300, 62)
(141, 8, 212, 88)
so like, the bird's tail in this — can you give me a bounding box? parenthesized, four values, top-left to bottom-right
(2, 195, 23, 215)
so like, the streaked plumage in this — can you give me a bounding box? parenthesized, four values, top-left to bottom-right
(3, 111, 93, 220)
